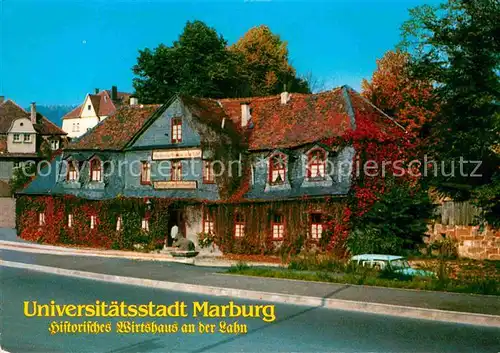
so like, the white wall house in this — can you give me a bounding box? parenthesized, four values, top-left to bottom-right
(62, 87, 132, 138)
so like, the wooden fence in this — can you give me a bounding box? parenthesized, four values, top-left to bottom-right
(436, 201, 480, 226)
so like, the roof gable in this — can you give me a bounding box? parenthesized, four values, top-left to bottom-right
(66, 104, 162, 151)
(0, 100, 66, 136)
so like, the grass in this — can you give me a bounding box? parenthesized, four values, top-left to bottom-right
(226, 256, 500, 296)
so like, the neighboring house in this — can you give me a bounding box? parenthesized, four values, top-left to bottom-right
(0, 97, 68, 196)
(19, 86, 398, 253)
(61, 86, 132, 138)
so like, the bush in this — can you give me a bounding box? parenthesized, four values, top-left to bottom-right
(346, 227, 404, 255)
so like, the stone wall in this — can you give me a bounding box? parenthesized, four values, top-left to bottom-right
(426, 223, 500, 260)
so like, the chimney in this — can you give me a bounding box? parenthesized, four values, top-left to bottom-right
(94, 88, 99, 94)
(281, 91, 290, 105)
(0, 96, 4, 104)
(240, 102, 251, 128)
(129, 97, 139, 106)
(111, 86, 118, 101)
(30, 102, 37, 124)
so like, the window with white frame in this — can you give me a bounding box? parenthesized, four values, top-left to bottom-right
(307, 148, 327, 179)
(269, 153, 287, 185)
(13, 134, 21, 142)
(116, 216, 123, 231)
(90, 157, 102, 182)
(24, 134, 31, 143)
(90, 215, 97, 229)
(141, 161, 151, 184)
(76, 123, 80, 132)
(68, 214, 73, 228)
(203, 160, 215, 183)
(50, 140, 59, 150)
(141, 218, 149, 232)
(171, 118, 182, 143)
(271, 213, 285, 240)
(38, 212, 45, 226)
(203, 210, 214, 234)
(171, 160, 182, 181)
(310, 213, 323, 239)
(234, 213, 245, 238)
(67, 161, 78, 182)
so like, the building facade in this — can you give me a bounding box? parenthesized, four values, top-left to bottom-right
(18, 86, 395, 254)
(61, 86, 132, 138)
(0, 97, 67, 196)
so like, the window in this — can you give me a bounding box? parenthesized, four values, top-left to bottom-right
(310, 213, 323, 239)
(307, 149, 327, 179)
(203, 160, 215, 183)
(171, 118, 182, 143)
(13, 161, 21, 169)
(116, 216, 123, 231)
(171, 160, 182, 181)
(13, 134, 21, 142)
(68, 214, 73, 228)
(38, 212, 45, 226)
(87, 105, 91, 111)
(90, 158, 102, 182)
(90, 215, 97, 229)
(269, 153, 287, 185)
(234, 213, 245, 238)
(67, 161, 78, 182)
(50, 140, 59, 150)
(24, 134, 32, 143)
(76, 123, 80, 132)
(141, 218, 149, 232)
(203, 210, 214, 234)
(271, 214, 285, 240)
(141, 161, 151, 185)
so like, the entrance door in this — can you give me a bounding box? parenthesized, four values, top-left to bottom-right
(166, 209, 185, 246)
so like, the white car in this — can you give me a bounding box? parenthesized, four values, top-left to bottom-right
(350, 254, 435, 277)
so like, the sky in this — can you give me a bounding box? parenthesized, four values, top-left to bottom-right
(0, 0, 438, 107)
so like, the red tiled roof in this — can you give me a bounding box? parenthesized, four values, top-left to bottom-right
(219, 88, 353, 150)
(0, 100, 30, 133)
(67, 104, 161, 150)
(62, 104, 82, 119)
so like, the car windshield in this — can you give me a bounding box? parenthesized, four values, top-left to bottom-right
(390, 259, 410, 269)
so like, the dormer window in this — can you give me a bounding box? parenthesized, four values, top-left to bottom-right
(172, 118, 182, 143)
(13, 134, 21, 143)
(269, 153, 287, 185)
(51, 140, 59, 150)
(90, 157, 102, 182)
(307, 148, 327, 180)
(23, 134, 32, 143)
(67, 161, 79, 182)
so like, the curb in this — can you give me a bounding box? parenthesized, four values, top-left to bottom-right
(0, 240, 281, 268)
(2, 260, 499, 328)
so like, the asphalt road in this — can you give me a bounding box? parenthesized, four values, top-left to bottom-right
(1, 267, 499, 353)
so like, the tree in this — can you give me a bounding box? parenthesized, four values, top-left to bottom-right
(346, 183, 435, 255)
(230, 25, 310, 96)
(401, 0, 500, 225)
(133, 21, 244, 103)
(362, 50, 437, 136)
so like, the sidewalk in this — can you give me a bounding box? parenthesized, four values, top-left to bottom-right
(1, 229, 499, 327)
